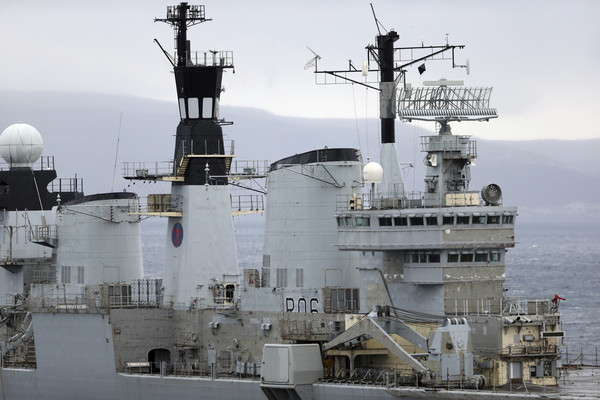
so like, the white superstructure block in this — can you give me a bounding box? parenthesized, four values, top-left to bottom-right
(162, 185, 238, 310)
(56, 193, 143, 286)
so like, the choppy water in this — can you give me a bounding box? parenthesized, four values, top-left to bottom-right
(141, 217, 600, 361)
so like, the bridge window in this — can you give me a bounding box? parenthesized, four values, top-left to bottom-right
(188, 97, 200, 119)
(472, 213, 487, 224)
(394, 216, 408, 226)
(202, 97, 213, 118)
(457, 214, 470, 225)
(442, 214, 454, 225)
(475, 252, 488, 262)
(490, 251, 501, 262)
(178, 98, 186, 119)
(428, 253, 441, 263)
(460, 253, 474, 262)
(488, 215, 500, 224)
(448, 253, 459, 263)
(378, 217, 392, 226)
(425, 215, 438, 225)
(409, 216, 424, 226)
(356, 217, 370, 226)
(502, 214, 514, 224)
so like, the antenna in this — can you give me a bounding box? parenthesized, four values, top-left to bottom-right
(155, 4, 211, 67)
(370, 3, 386, 35)
(304, 46, 321, 70)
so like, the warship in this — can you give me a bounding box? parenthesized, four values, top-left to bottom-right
(0, 3, 586, 399)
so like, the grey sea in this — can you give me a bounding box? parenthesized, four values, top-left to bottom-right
(141, 216, 600, 364)
(505, 220, 600, 364)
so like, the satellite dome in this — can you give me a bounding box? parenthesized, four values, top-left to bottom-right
(363, 161, 384, 183)
(0, 122, 44, 168)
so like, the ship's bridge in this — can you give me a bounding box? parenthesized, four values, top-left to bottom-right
(335, 204, 516, 252)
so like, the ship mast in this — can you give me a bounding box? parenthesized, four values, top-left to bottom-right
(155, 2, 234, 186)
(313, 24, 465, 203)
(155, 3, 239, 310)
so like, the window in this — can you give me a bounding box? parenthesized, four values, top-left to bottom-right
(426, 216, 438, 225)
(442, 215, 454, 225)
(502, 214, 514, 224)
(475, 252, 488, 262)
(202, 97, 213, 118)
(490, 251, 501, 262)
(345, 216, 354, 226)
(378, 217, 392, 226)
(472, 214, 487, 224)
(457, 215, 470, 225)
(356, 217, 370, 226)
(448, 253, 459, 263)
(337, 217, 345, 227)
(488, 215, 500, 224)
(188, 97, 200, 119)
(409, 216, 424, 226)
(404, 252, 440, 263)
(77, 266, 85, 284)
(394, 216, 408, 226)
(428, 253, 441, 263)
(460, 253, 474, 262)
(178, 98, 186, 119)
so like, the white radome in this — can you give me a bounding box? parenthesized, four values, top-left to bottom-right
(0, 122, 44, 168)
(363, 161, 384, 183)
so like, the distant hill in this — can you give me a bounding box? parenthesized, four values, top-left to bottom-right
(1, 91, 599, 222)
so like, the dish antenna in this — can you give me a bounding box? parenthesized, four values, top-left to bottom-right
(304, 46, 321, 70)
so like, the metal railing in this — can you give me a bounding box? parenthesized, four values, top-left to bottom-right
(27, 224, 57, 242)
(229, 160, 269, 177)
(231, 195, 264, 214)
(564, 346, 600, 367)
(121, 161, 175, 179)
(48, 177, 84, 194)
(445, 297, 554, 317)
(183, 50, 234, 68)
(123, 360, 261, 379)
(0, 155, 54, 171)
(499, 344, 560, 357)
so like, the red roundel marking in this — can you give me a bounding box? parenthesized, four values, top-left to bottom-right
(172, 222, 183, 248)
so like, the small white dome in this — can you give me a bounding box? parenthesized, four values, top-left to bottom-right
(0, 122, 44, 168)
(363, 161, 384, 183)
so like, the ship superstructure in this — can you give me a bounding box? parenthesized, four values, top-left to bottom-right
(0, 3, 575, 400)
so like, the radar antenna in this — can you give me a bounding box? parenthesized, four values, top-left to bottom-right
(398, 78, 497, 125)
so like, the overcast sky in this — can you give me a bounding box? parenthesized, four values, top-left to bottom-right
(1, 0, 598, 141)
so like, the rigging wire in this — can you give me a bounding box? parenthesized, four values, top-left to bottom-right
(351, 84, 363, 156)
(111, 112, 123, 193)
(365, 87, 371, 159)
